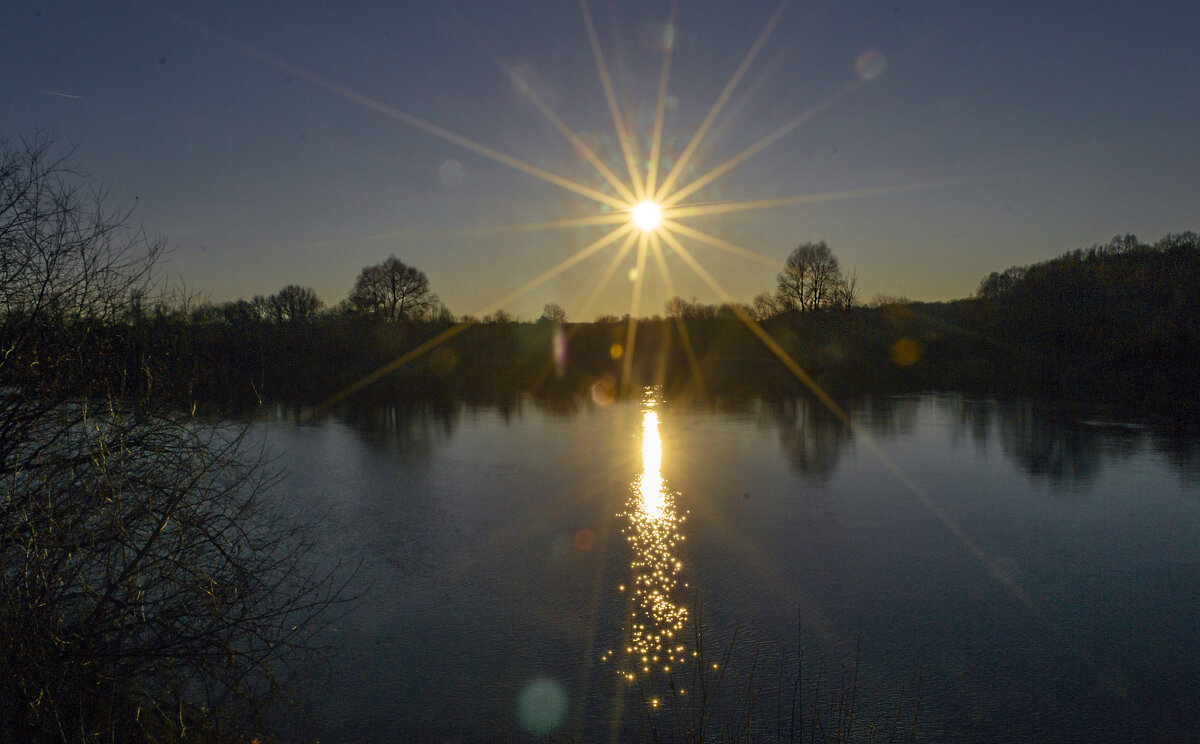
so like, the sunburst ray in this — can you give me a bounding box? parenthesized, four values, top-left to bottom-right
(648, 232, 708, 398)
(342, 214, 631, 246)
(579, 230, 641, 320)
(660, 230, 1074, 659)
(453, 12, 639, 204)
(662, 80, 862, 207)
(658, 229, 848, 420)
(655, 0, 791, 202)
(312, 322, 475, 413)
(478, 223, 636, 318)
(664, 179, 960, 220)
(660, 219, 779, 268)
(645, 0, 679, 198)
(620, 233, 650, 395)
(580, 0, 647, 199)
(163, 9, 628, 211)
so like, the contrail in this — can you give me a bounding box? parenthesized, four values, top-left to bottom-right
(44, 91, 83, 99)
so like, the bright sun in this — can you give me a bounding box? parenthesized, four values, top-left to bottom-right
(631, 201, 663, 232)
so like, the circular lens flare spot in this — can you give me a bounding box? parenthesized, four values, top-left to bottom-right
(437, 159, 464, 187)
(890, 337, 920, 366)
(631, 201, 663, 231)
(591, 375, 616, 404)
(516, 678, 568, 736)
(856, 50, 886, 81)
(573, 528, 597, 551)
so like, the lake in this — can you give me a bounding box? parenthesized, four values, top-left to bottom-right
(262, 391, 1200, 742)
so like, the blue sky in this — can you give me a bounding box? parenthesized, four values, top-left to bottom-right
(4, 0, 1198, 319)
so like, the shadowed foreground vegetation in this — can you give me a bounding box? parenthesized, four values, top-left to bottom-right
(0, 133, 353, 743)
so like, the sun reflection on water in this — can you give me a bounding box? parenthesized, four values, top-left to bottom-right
(639, 410, 666, 520)
(606, 389, 689, 680)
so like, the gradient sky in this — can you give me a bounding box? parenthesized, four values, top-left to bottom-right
(4, 1, 1198, 320)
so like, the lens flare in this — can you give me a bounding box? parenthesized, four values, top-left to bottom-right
(516, 677, 568, 736)
(856, 49, 886, 81)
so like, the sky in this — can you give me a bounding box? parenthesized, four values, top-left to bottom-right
(4, 0, 1198, 320)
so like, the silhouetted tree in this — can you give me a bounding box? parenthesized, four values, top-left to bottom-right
(664, 296, 690, 318)
(868, 293, 910, 308)
(1155, 231, 1200, 253)
(429, 301, 455, 323)
(663, 296, 727, 320)
(777, 241, 844, 311)
(220, 298, 259, 325)
(267, 284, 323, 322)
(976, 266, 1026, 298)
(189, 301, 222, 324)
(751, 291, 784, 320)
(349, 256, 436, 321)
(832, 267, 859, 309)
(538, 302, 567, 323)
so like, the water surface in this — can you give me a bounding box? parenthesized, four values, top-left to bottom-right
(265, 393, 1200, 742)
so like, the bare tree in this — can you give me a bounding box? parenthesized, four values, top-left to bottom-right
(832, 267, 859, 309)
(663, 296, 690, 318)
(538, 302, 567, 323)
(2, 410, 346, 741)
(267, 284, 323, 322)
(349, 255, 436, 321)
(428, 301, 455, 323)
(0, 133, 349, 741)
(750, 291, 784, 320)
(777, 241, 844, 312)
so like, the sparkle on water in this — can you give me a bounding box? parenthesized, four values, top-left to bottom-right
(609, 391, 689, 681)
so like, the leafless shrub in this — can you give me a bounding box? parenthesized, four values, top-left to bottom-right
(0, 132, 352, 742)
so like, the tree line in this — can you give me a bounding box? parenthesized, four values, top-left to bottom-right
(182, 257, 445, 326)
(8, 129, 1200, 419)
(62, 214, 1200, 422)
(191, 238, 863, 329)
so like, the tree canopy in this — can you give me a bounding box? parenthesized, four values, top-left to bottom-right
(267, 284, 323, 321)
(349, 255, 436, 321)
(776, 241, 857, 311)
(538, 302, 567, 323)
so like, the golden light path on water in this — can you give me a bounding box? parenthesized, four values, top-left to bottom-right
(603, 391, 689, 684)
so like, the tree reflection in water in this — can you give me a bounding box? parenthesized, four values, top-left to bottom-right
(761, 397, 851, 479)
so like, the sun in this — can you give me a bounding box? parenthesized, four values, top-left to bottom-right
(631, 201, 663, 232)
(222, 0, 887, 328)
